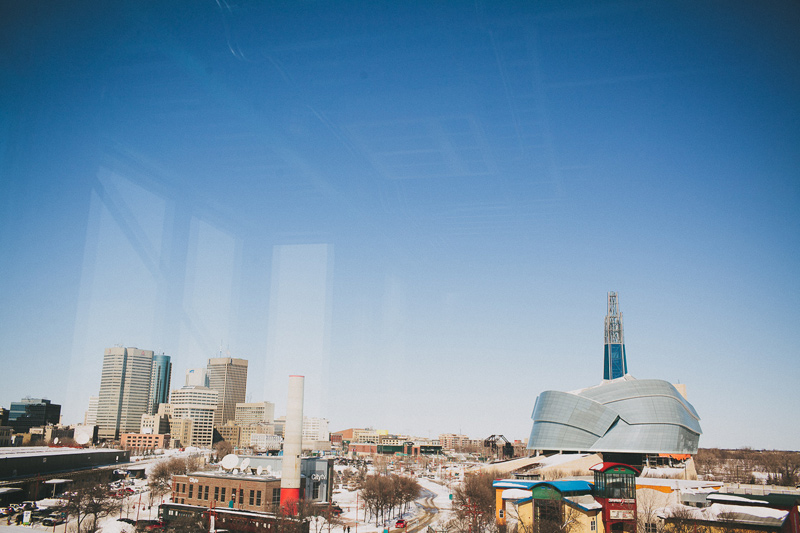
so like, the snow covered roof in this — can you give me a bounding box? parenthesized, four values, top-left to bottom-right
(659, 504, 788, 528)
(636, 477, 724, 492)
(494, 480, 539, 490)
(0, 446, 125, 459)
(564, 495, 602, 511)
(706, 494, 769, 506)
(502, 489, 533, 501)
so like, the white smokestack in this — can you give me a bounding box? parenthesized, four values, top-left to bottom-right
(280, 375, 304, 511)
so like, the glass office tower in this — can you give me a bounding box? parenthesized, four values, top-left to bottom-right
(149, 354, 172, 415)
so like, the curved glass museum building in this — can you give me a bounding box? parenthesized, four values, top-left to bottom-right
(527, 376, 702, 454)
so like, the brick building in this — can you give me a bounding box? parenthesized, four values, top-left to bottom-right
(121, 433, 171, 452)
(172, 472, 282, 512)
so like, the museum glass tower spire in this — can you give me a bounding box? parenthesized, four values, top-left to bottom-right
(603, 292, 628, 380)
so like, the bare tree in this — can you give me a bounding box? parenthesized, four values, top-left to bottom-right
(307, 501, 344, 533)
(450, 470, 498, 533)
(661, 506, 709, 533)
(360, 473, 393, 525)
(637, 489, 667, 533)
(148, 454, 204, 505)
(53, 480, 121, 533)
(214, 440, 234, 462)
(715, 510, 749, 533)
(535, 502, 583, 533)
(268, 499, 322, 533)
(398, 475, 421, 515)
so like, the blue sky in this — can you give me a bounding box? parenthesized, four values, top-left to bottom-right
(1, 1, 798, 450)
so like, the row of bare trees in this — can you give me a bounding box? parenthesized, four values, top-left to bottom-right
(50, 480, 121, 533)
(359, 474, 421, 526)
(695, 448, 800, 485)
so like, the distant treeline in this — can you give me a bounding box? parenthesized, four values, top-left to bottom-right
(694, 448, 800, 486)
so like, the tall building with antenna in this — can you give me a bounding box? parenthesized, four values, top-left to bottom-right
(603, 291, 628, 380)
(97, 347, 154, 440)
(207, 357, 248, 427)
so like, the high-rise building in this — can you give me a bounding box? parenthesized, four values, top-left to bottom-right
(185, 368, 208, 387)
(273, 415, 329, 451)
(149, 354, 172, 415)
(169, 386, 218, 447)
(84, 396, 99, 425)
(8, 398, 61, 433)
(234, 402, 275, 425)
(206, 357, 248, 427)
(603, 292, 628, 380)
(97, 347, 154, 440)
(302, 416, 329, 442)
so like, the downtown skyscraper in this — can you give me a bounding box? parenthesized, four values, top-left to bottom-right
(96, 347, 172, 440)
(206, 357, 248, 427)
(149, 354, 172, 414)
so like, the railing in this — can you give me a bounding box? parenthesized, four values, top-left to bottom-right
(724, 483, 800, 496)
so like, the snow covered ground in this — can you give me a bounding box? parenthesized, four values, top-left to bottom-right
(4, 459, 455, 533)
(331, 475, 454, 533)
(1, 477, 164, 533)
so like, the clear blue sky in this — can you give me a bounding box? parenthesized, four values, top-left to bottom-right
(1, 1, 798, 450)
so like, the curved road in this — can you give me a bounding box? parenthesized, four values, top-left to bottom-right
(407, 486, 442, 533)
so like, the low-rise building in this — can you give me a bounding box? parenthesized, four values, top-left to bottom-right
(121, 433, 170, 452)
(217, 421, 242, 448)
(8, 398, 61, 433)
(235, 402, 275, 425)
(172, 471, 281, 512)
(0, 427, 12, 447)
(140, 413, 170, 435)
(240, 423, 273, 451)
(250, 433, 281, 452)
(439, 433, 470, 450)
(170, 418, 193, 448)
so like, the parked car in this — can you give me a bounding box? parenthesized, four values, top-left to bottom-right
(395, 519, 407, 528)
(43, 514, 66, 527)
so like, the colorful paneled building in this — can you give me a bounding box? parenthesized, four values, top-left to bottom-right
(494, 463, 640, 533)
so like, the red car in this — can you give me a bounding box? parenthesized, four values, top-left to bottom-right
(395, 519, 407, 528)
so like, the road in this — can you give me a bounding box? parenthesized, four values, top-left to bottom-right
(407, 487, 440, 533)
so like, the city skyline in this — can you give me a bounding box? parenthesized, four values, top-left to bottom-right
(1, 1, 798, 450)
